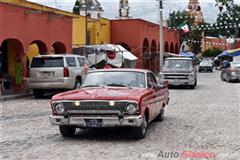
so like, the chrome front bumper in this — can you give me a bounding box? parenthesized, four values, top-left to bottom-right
(164, 79, 195, 86)
(49, 115, 143, 127)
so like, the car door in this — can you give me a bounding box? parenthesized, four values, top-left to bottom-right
(65, 57, 79, 87)
(147, 73, 162, 121)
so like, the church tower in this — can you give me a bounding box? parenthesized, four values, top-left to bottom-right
(187, 0, 204, 24)
(119, 0, 130, 19)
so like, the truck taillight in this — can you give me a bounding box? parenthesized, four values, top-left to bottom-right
(64, 67, 69, 77)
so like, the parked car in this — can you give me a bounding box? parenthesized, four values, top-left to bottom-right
(28, 54, 91, 98)
(198, 61, 213, 72)
(49, 69, 169, 139)
(159, 57, 197, 89)
(220, 61, 240, 82)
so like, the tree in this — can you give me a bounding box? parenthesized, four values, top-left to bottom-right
(73, 0, 80, 14)
(215, 0, 240, 38)
(189, 29, 203, 54)
(202, 47, 223, 57)
(167, 10, 203, 54)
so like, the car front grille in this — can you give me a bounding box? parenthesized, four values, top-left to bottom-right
(164, 74, 189, 80)
(199, 66, 212, 69)
(63, 101, 132, 114)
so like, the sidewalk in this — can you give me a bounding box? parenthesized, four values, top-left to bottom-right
(0, 92, 32, 101)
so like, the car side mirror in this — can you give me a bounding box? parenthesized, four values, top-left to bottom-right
(160, 81, 168, 88)
(163, 80, 168, 88)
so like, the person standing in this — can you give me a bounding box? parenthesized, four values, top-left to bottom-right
(14, 52, 22, 86)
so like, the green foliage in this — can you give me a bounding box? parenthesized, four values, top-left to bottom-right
(73, 0, 80, 14)
(202, 47, 223, 57)
(189, 29, 203, 54)
(214, 0, 240, 38)
(167, 10, 196, 47)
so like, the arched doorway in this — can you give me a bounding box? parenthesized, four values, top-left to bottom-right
(165, 42, 169, 52)
(0, 39, 24, 89)
(170, 42, 174, 53)
(175, 43, 179, 54)
(27, 40, 48, 67)
(151, 40, 157, 72)
(118, 42, 131, 52)
(142, 38, 150, 70)
(52, 42, 66, 54)
(30, 40, 48, 54)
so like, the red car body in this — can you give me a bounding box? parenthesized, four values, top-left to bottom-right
(50, 69, 169, 139)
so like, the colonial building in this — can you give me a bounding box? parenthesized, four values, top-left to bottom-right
(111, 19, 180, 72)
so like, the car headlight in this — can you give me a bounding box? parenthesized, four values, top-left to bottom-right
(231, 72, 236, 76)
(54, 103, 65, 114)
(189, 72, 195, 79)
(126, 103, 138, 114)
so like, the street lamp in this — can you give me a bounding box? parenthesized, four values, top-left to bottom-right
(158, 0, 164, 72)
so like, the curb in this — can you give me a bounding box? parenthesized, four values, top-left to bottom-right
(0, 93, 33, 101)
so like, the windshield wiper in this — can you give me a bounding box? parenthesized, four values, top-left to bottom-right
(106, 83, 129, 87)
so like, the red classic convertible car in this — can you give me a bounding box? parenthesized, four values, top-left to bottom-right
(50, 69, 169, 139)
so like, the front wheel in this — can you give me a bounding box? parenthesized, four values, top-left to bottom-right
(59, 126, 76, 137)
(155, 108, 165, 122)
(132, 114, 148, 139)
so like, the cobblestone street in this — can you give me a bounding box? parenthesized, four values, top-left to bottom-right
(1, 70, 240, 160)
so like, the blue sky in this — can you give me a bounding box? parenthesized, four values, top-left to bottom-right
(29, 0, 240, 23)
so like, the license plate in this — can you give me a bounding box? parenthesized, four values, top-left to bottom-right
(43, 72, 50, 77)
(85, 119, 102, 128)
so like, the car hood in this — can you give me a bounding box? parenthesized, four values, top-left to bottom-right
(200, 64, 212, 67)
(52, 87, 149, 102)
(161, 69, 193, 74)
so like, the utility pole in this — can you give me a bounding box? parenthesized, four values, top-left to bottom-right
(85, 0, 88, 46)
(159, 0, 164, 72)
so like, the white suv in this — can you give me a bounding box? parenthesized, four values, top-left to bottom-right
(28, 54, 90, 98)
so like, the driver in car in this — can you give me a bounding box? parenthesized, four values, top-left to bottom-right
(129, 74, 145, 88)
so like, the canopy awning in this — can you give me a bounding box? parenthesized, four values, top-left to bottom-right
(217, 48, 240, 57)
(85, 44, 138, 68)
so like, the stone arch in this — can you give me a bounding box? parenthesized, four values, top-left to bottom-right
(150, 39, 157, 72)
(142, 38, 150, 70)
(164, 42, 169, 52)
(30, 40, 48, 55)
(0, 38, 24, 87)
(175, 43, 179, 54)
(52, 41, 66, 54)
(142, 38, 149, 53)
(170, 42, 174, 53)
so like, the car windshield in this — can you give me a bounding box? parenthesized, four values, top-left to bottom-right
(31, 57, 64, 68)
(163, 59, 193, 71)
(200, 61, 212, 66)
(82, 71, 146, 88)
(231, 62, 240, 68)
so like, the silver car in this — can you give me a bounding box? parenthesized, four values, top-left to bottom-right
(159, 57, 197, 89)
(220, 61, 240, 82)
(28, 54, 90, 98)
(198, 61, 213, 72)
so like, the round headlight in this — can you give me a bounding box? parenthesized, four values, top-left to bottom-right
(55, 103, 65, 114)
(126, 103, 137, 114)
(231, 72, 236, 76)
